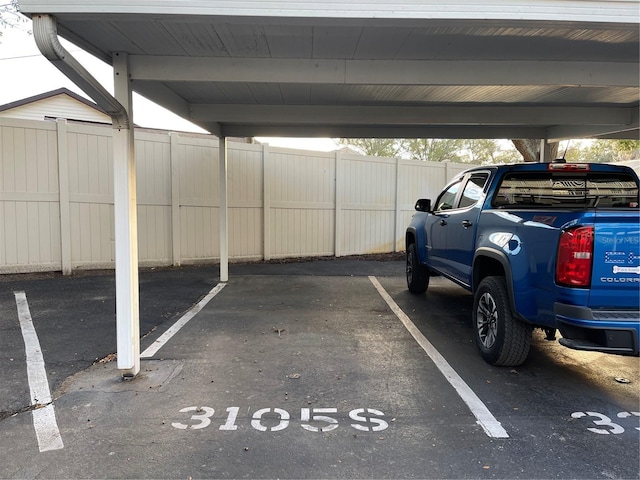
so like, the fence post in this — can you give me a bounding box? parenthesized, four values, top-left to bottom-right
(56, 118, 72, 275)
(443, 160, 450, 183)
(170, 132, 181, 266)
(263, 143, 271, 261)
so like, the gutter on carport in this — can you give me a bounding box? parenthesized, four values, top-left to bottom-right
(32, 14, 141, 377)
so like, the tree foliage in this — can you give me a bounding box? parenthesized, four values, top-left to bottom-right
(402, 138, 465, 162)
(613, 140, 640, 157)
(339, 136, 638, 166)
(465, 139, 521, 165)
(339, 137, 520, 164)
(0, 1, 28, 38)
(572, 140, 640, 164)
(338, 138, 402, 158)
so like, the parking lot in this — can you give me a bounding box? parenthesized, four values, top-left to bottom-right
(1, 258, 638, 479)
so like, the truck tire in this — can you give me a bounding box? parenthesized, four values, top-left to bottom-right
(473, 276, 532, 366)
(406, 243, 429, 294)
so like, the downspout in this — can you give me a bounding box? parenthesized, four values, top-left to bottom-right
(32, 14, 130, 130)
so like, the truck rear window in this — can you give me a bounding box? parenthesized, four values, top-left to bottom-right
(492, 171, 639, 209)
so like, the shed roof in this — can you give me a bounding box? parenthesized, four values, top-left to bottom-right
(0, 87, 107, 115)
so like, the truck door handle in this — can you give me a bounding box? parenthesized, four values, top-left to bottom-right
(439, 219, 447, 226)
(462, 220, 473, 228)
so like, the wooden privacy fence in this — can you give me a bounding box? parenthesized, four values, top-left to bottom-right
(0, 117, 469, 274)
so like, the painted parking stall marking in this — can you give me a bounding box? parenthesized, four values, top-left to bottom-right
(368, 276, 509, 439)
(141, 282, 226, 358)
(14, 291, 64, 452)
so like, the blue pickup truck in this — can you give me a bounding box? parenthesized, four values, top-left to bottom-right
(406, 162, 640, 366)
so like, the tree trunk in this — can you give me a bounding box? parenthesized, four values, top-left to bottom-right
(512, 139, 559, 162)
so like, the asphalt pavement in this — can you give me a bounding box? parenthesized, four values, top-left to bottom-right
(0, 258, 638, 479)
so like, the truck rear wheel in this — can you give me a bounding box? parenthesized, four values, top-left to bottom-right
(473, 276, 532, 366)
(406, 243, 429, 294)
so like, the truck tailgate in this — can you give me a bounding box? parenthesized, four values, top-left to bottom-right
(590, 211, 640, 309)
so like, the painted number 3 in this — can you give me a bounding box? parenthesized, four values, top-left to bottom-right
(571, 411, 640, 435)
(172, 406, 388, 433)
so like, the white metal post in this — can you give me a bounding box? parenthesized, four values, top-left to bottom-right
(170, 132, 181, 266)
(219, 137, 229, 282)
(113, 52, 140, 376)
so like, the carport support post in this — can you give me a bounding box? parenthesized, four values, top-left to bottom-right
(539, 139, 552, 163)
(219, 137, 229, 282)
(113, 52, 140, 377)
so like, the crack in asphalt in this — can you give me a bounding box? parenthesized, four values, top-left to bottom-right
(0, 402, 53, 422)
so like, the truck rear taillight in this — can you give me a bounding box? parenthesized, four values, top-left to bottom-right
(556, 226, 594, 287)
(547, 163, 590, 172)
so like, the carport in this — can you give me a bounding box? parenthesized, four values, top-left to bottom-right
(17, 0, 640, 376)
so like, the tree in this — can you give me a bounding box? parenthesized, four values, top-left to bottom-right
(573, 139, 639, 164)
(512, 139, 559, 162)
(339, 138, 402, 157)
(0, 1, 28, 39)
(578, 140, 617, 163)
(463, 139, 521, 165)
(339, 137, 469, 162)
(614, 140, 640, 159)
(339, 136, 637, 165)
(401, 138, 465, 162)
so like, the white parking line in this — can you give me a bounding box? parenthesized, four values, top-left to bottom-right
(141, 283, 226, 358)
(14, 291, 64, 452)
(368, 276, 510, 439)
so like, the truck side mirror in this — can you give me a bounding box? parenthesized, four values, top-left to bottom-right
(415, 199, 432, 212)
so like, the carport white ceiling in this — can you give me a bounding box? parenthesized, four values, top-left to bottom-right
(20, 0, 640, 139)
(18, 1, 640, 141)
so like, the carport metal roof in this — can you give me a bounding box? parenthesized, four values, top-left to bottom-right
(18, 0, 640, 141)
(17, 1, 640, 377)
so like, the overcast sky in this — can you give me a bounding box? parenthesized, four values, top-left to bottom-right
(0, 23, 340, 151)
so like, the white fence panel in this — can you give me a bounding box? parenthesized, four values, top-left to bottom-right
(338, 154, 396, 255)
(177, 135, 220, 263)
(229, 143, 263, 260)
(447, 162, 472, 181)
(0, 119, 61, 272)
(67, 123, 114, 268)
(267, 148, 335, 258)
(396, 160, 448, 251)
(136, 131, 172, 265)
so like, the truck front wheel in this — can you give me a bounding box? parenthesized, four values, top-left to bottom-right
(473, 276, 532, 366)
(406, 243, 429, 294)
